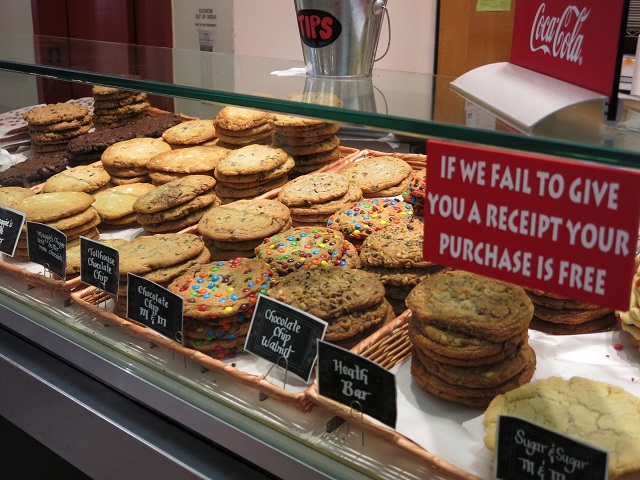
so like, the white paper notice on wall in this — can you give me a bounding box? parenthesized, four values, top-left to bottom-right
(198, 27, 214, 52)
(465, 100, 497, 130)
(476, 0, 511, 12)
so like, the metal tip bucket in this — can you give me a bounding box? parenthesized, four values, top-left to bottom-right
(294, 0, 389, 78)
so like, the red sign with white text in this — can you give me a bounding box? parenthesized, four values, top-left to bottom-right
(510, 0, 628, 98)
(423, 140, 640, 310)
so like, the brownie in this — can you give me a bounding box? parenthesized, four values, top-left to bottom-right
(66, 113, 185, 154)
(65, 151, 105, 167)
(0, 152, 68, 187)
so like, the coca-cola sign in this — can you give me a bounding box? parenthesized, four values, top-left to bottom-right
(511, 0, 628, 98)
(529, 5, 588, 64)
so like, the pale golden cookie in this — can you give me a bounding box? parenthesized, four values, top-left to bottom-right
(14, 192, 95, 223)
(0, 187, 36, 207)
(101, 137, 172, 169)
(43, 165, 111, 193)
(92, 183, 157, 221)
(214, 106, 269, 131)
(162, 119, 216, 145)
(146, 146, 229, 173)
(215, 144, 289, 176)
(483, 376, 640, 479)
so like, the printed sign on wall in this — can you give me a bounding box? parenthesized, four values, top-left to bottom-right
(423, 140, 640, 311)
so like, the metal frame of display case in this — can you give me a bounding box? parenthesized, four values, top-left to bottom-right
(2, 33, 640, 480)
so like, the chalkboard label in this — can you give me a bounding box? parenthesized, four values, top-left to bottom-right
(317, 340, 397, 429)
(126, 273, 184, 341)
(0, 206, 25, 257)
(26, 222, 66, 279)
(495, 416, 608, 480)
(245, 295, 327, 383)
(80, 237, 119, 296)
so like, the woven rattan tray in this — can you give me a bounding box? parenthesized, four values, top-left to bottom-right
(0, 259, 84, 294)
(70, 285, 316, 412)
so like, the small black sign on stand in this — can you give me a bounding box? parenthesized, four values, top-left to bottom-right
(317, 340, 397, 429)
(495, 416, 608, 480)
(0, 206, 25, 258)
(26, 222, 67, 279)
(126, 273, 184, 342)
(245, 295, 327, 383)
(80, 237, 119, 296)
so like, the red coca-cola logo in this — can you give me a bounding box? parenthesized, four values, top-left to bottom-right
(529, 4, 589, 65)
(511, 0, 628, 98)
(296, 9, 342, 48)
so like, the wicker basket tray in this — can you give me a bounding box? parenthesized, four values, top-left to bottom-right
(304, 310, 483, 480)
(70, 285, 316, 412)
(0, 258, 84, 295)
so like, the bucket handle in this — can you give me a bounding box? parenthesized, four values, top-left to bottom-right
(374, 1, 391, 63)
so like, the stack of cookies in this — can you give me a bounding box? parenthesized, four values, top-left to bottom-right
(161, 119, 217, 148)
(402, 167, 427, 216)
(254, 226, 360, 276)
(526, 289, 616, 335)
(213, 106, 273, 149)
(42, 165, 111, 195)
(133, 175, 219, 234)
(92, 85, 150, 129)
(11, 191, 100, 261)
(359, 222, 444, 315)
(100, 137, 172, 185)
(327, 198, 415, 248)
(618, 258, 640, 351)
(65, 113, 185, 166)
(213, 145, 295, 202)
(113, 233, 210, 316)
(276, 171, 363, 227)
(338, 155, 413, 198)
(406, 270, 536, 409)
(271, 114, 342, 177)
(146, 146, 229, 186)
(23, 103, 92, 154)
(197, 198, 291, 260)
(0, 151, 68, 187)
(92, 183, 156, 228)
(268, 267, 395, 349)
(168, 257, 275, 359)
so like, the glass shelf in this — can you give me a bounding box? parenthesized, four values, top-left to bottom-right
(2, 33, 640, 168)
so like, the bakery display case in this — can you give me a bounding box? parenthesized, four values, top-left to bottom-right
(1, 33, 640, 480)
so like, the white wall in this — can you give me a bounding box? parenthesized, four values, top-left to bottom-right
(0, 0, 38, 113)
(232, 0, 437, 75)
(172, 0, 437, 75)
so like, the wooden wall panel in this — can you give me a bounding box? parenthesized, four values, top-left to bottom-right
(434, 0, 515, 125)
